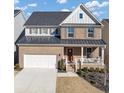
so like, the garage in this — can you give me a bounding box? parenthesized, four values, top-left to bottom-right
(24, 55, 57, 68)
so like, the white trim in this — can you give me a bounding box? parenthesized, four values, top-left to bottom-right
(67, 27, 75, 38)
(25, 28, 60, 36)
(60, 24, 101, 27)
(81, 47, 83, 58)
(81, 47, 84, 65)
(100, 29, 102, 39)
(81, 3, 102, 25)
(86, 27, 95, 38)
(101, 47, 104, 65)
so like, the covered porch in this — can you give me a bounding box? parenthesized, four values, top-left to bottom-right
(60, 46, 106, 72)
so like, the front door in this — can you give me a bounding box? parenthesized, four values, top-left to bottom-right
(67, 49, 73, 62)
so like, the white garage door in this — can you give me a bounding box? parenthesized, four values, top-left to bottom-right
(24, 55, 56, 68)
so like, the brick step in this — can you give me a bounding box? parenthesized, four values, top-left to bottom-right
(67, 69, 75, 72)
(66, 65, 75, 72)
(67, 68, 74, 71)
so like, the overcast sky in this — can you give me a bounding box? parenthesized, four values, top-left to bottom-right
(14, 0, 109, 20)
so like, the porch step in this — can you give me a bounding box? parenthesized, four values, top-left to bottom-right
(66, 64, 75, 72)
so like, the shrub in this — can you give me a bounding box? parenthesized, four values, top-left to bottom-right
(101, 68, 105, 73)
(81, 71, 86, 77)
(99, 68, 104, 73)
(95, 68, 100, 72)
(14, 64, 22, 71)
(88, 67, 95, 72)
(58, 59, 66, 71)
(14, 64, 20, 69)
(77, 69, 82, 75)
(90, 80, 96, 84)
(82, 67, 88, 72)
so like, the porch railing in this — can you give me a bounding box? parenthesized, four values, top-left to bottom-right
(83, 57, 102, 63)
(63, 57, 103, 72)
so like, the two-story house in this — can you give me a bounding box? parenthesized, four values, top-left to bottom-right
(16, 4, 106, 71)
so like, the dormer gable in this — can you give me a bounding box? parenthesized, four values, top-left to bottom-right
(60, 3, 102, 25)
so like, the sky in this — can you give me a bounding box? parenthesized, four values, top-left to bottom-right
(14, 0, 109, 20)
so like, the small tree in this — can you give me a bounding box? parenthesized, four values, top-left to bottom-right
(58, 59, 65, 71)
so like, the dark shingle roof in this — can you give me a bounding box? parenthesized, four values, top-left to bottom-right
(14, 10, 21, 17)
(16, 36, 106, 46)
(24, 12, 71, 26)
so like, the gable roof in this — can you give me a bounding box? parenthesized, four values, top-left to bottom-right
(80, 4, 101, 25)
(24, 3, 102, 26)
(60, 3, 101, 25)
(24, 12, 71, 26)
(14, 10, 21, 17)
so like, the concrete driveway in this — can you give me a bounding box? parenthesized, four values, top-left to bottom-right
(15, 68, 57, 93)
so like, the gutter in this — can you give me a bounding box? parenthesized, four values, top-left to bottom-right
(17, 43, 106, 47)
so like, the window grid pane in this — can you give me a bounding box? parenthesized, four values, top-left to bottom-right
(68, 27, 74, 37)
(42, 28, 48, 34)
(79, 13, 83, 19)
(87, 48, 92, 58)
(31, 28, 37, 34)
(88, 27, 94, 37)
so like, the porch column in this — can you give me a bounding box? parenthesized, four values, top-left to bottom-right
(81, 47, 83, 65)
(61, 47, 64, 59)
(101, 47, 105, 66)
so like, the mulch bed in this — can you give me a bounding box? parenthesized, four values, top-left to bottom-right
(77, 70, 109, 93)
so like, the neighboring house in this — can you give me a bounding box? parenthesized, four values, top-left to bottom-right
(14, 10, 26, 64)
(16, 4, 106, 71)
(102, 19, 109, 68)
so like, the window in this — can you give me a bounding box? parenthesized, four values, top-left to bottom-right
(68, 27, 74, 38)
(39, 28, 49, 34)
(79, 13, 83, 19)
(30, 28, 38, 34)
(42, 28, 48, 34)
(49, 28, 59, 36)
(50, 28, 55, 35)
(87, 27, 94, 37)
(86, 48, 92, 58)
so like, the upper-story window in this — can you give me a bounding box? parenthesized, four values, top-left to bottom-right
(29, 28, 38, 34)
(79, 13, 83, 19)
(42, 28, 48, 34)
(87, 27, 94, 38)
(26, 27, 60, 36)
(68, 27, 74, 38)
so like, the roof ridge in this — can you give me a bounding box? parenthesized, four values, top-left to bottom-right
(32, 11, 72, 13)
